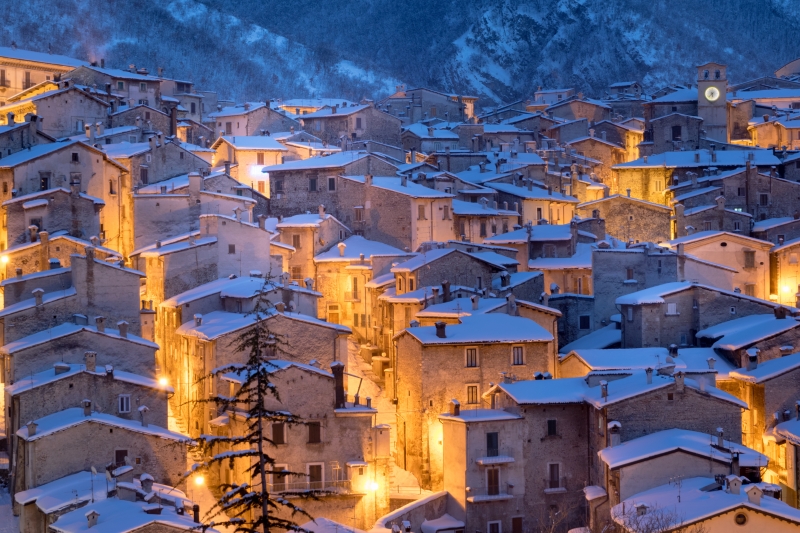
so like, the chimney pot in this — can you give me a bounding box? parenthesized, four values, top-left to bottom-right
(194, 314, 203, 326)
(82, 399, 92, 416)
(26, 420, 37, 437)
(450, 399, 460, 416)
(94, 316, 105, 333)
(717, 427, 724, 447)
(117, 321, 128, 338)
(435, 321, 447, 338)
(275, 302, 285, 312)
(84, 351, 97, 372)
(32, 288, 44, 306)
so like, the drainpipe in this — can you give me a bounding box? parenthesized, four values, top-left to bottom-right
(429, 200, 435, 244)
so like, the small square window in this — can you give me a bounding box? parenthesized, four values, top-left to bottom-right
(118, 395, 131, 413)
(228, 244, 236, 254)
(547, 419, 557, 436)
(71, 152, 79, 163)
(328, 177, 336, 191)
(667, 393, 674, 401)
(579, 315, 591, 329)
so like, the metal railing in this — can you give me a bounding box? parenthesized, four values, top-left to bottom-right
(268, 479, 350, 494)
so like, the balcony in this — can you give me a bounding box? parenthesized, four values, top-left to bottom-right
(474, 448, 515, 465)
(344, 291, 361, 302)
(268, 479, 351, 494)
(466, 486, 515, 503)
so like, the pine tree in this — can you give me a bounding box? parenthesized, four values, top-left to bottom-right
(187, 277, 322, 533)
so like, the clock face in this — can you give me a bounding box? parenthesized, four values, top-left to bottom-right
(705, 86, 721, 102)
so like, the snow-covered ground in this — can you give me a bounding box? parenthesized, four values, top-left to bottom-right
(0, 487, 19, 533)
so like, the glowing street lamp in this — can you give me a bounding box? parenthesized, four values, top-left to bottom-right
(158, 376, 169, 387)
(1, 255, 8, 265)
(195, 475, 205, 487)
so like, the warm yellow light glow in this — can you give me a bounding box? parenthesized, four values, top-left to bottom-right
(1, 256, 8, 264)
(782, 286, 791, 294)
(194, 475, 205, 486)
(369, 481, 379, 492)
(158, 377, 169, 387)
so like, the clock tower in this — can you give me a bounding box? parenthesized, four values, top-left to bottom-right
(697, 62, 728, 143)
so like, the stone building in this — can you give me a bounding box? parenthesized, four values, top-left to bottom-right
(752, 216, 800, 246)
(68, 64, 163, 108)
(487, 180, 578, 226)
(378, 86, 477, 124)
(697, 311, 800, 367)
(0, 116, 54, 157)
(214, 361, 386, 529)
(0, 45, 87, 97)
(394, 314, 556, 489)
(0, 85, 109, 138)
(674, 197, 754, 238)
(207, 102, 300, 137)
(545, 96, 612, 123)
(401, 123, 460, 152)
(299, 104, 402, 147)
(109, 104, 171, 134)
(577, 194, 672, 244)
(565, 135, 628, 183)
(275, 209, 350, 282)
(211, 135, 288, 194)
(648, 113, 703, 154)
(590, 120, 643, 162)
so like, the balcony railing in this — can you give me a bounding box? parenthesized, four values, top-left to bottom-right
(344, 291, 361, 302)
(268, 479, 350, 494)
(466, 486, 515, 502)
(474, 448, 515, 465)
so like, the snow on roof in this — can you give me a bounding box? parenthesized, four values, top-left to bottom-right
(177, 309, 350, 340)
(438, 408, 522, 423)
(612, 477, 800, 529)
(614, 149, 780, 169)
(649, 88, 698, 103)
(771, 234, 800, 252)
(207, 102, 266, 118)
(415, 297, 504, 318)
(578, 194, 672, 211)
(0, 46, 88, 68)
(729, 352, 800, 383)
(102, 142, 151, 159)
(558, 325, 621, 353)
(314, 235, 409, 262)
(491, 271, 542, 291)
(0, 266, 70, 287)
(671, 186, 722, 203)
(213, 135, 288, 151)
(1, 322, 158, 355)
(485, 223, 573, 244)
(697, 315, 800, 351)
(136, 166, 228, 194)
(221, 360, 333, 383)
(451, 198, 517, 216)
(528, 242, 593, 270)
(364, 272, 395, 289)
(499, 377, 590, 404)
(420, 514, 466, 533)
(0, 140, 87, 168)
(467, 251, 518, 268)
(139, 236, 217, 258)
(17, 407, 189, 442)
(5, 363, 168, 396)
(262, 151, 372, 171)
(403, 123, 459, 139)
(752, 216, 798, 232)
(276, 212, 349, 230)
(391, 249, 450, 272)
(486, 182, 579, 202)
(369, 176, 454, 198)
(776, 418, 800, 446)
(380, 284, 479, 304)
(48, 497, 207, 533)
(615, 281, 693, 305)
(300, 103, 371, 118)
(0, 287, 77, 318)
(668, 230, 772, 247)
(599, 428, 767, 469)
(300, 518, 367, 533)
(566, 135, 625, 150)
(400, 314, 553, 345)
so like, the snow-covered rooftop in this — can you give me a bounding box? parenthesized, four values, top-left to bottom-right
(438, 408, 522, 423)
(48, 497, 207, 533)
(404, 123, 459, 139)
(484, 223, 573, 244)
(262, 151, 370, 171)
(729, 352, 800, 383)
(528, 242, 593, 270)
(698, 315, 800, 352)
(558, 324, 621, 353)
(614, 149, 780, 169)
(1, 322, 158, 355)
(176, 309, 350, 340)
(486, 182, 579, 202)
(314, 235, 409, 262)
(400, 314, 553, 344)
(5, 363, 168, 396)
(0, 46, 88, 67)
(415, 297, 504, 318)
(213, 135, 287, 151)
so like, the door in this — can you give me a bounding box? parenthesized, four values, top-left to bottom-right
(487, 468, 500, 495)
(308, 464, 323, 490)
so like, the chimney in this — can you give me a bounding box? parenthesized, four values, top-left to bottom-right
(95, 316, 105, 333)
(668, 344, 678, 358)
(139, 405, 149, 427)
(675, 372, 685, 392)
(450, 399, 460, 416)
(140, 473, 154, 493)
(85, 123, 94, 140)
(194, 314, 203, 326)
(188, 172, 202, 194)
(54, 362, 71, 375)
(747, 347, 759, 370)
(336, 242, 347, 257)
(318, 204, 325, 218)
(717, 427, 724, 447)
(84, 351, 97, 372)
(608, 421, 621, 447)
(95, 121, 103, 137)
(727, 473, 741, 493)
(15, 268, 22, 278)
(86, 511, 100, 529)
(49, 258, 61, 269)
(117, 321, 128, 338)
(775, 306, 788, 320)
(471, 295, 479, 310)
(600, 380, 608, 401)
(224, 161, 231, 175)
(646, 367, 653, 384)
(626, 188, 631, 198)
(331, 362, 346, 409)
(82, 399, 92, 416)
(32, 288, 44, 306)
(401, 175, 407, 187)
(193, 505, 200, 524)
(432, 287, 440, 304)
(435, 321, 447, 338)
(442, 280, 451, 302)
(170, 107, 178, 136)
(506, 293, 517, 315)
(275, 302, 285, 312)
(707, 357, 716, 370)
(29, 225, 39, 242)
(26, 420, 37, 437)
(257, 214, 267, 230)
(746, 485, 762, 506)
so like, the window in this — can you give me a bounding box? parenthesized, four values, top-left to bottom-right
(730, 306, 737, 315)
(744, 250, 755, 268)
(257, 181, 265, 194)
(744, 284, 755, 297)
(408, 278, 414, 291)
(671, 125, 682, 141)
(703, 221, 711, 231)
(429, 106, 437, 117)
(667, 302, 678, 315)
(466, 348, 478, 367)
(292, 234, 301, 248)
(225, 122, 232, 135)
(512, 346, 524, 365)
(626, 268, 634, 280)
(309, 178, 317, 192)
(118, 395, 131, 413)
(434, 141, 442, 151)
(356, 117, 362, 129)
(291, 266, 302, 280)
(39, 173, 50, 191)
(23, 71, 31, 89)
(272, 422, 285, 445)
(734, 221, 741, 232)
(536, 207, 543, 220)
(488, 521, 501, 533)
(307, 422, 321, 443)
(71, 152, 80, 163)
(486, 432, 499, 457)
(140, 167, 148, 184)
(109, 179, 116, 195)
(190, 102, 196, 114)
(627, 307, 633, 322)
(308, 463, 323, 489)
(442, 205, 450, 220)
(512, 517, 523, 533)
(355, 208, 363, 222)
(145, 111, 151, 120)
(466, 385, 478, 404)
(547, 419, 557, 436)
(256, 152, 265, 165)
(655, 180, 662, 192)
(547, 463, 560, 489)
(352, 276, 359, 300)
(737, 187, 745, 196)
(579, 315, 591, 329)
(480, 222, 487, 237)
(272, 464, 288, 492)
(275, 179, 284, 193)
(418, 205, 426, 220)
(543, 245, 556, 258)
(139, 82, 147, 91)
(328, 177, 336, 191)
(790, 253, 798, 265)
(760, 193, 769, 206)
(228, 244, 236, 254)
(487, 469, 500, 496)
(115, 449, 129, 467)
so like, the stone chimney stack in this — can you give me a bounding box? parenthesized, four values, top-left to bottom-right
(331, 361, 346, 409)
(82, 399, 92, 416)
(450, 399, 460, 416)
(608, 421, 621, 447)
(435, 321, 447, 338)
(95, 316, 105, 333)
(117, 321, 128, 338)
(32, 288, 44, 306)
(84, 351, 97, 372)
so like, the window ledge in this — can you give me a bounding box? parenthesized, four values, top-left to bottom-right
(623, 279, 638, 284)
(664, 312, 680, 316)
(544, 487, 567, 494)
